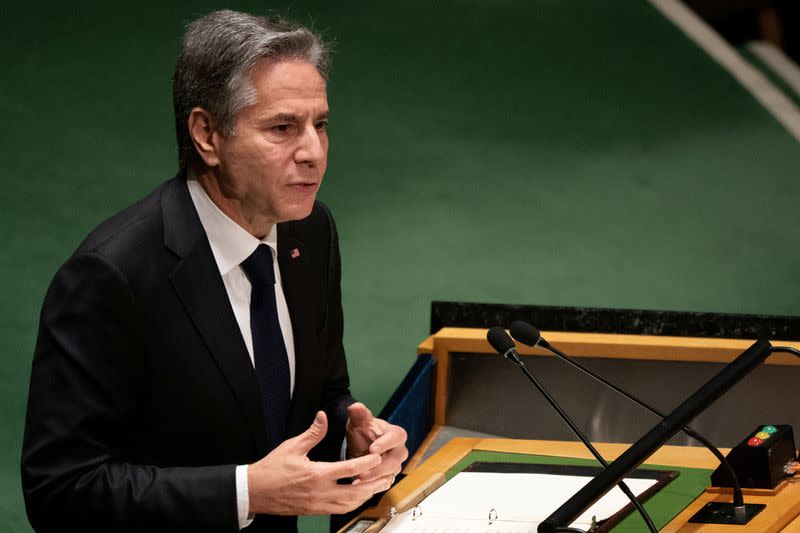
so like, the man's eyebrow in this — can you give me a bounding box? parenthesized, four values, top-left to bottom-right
(266, 112, 300, 123)
(259, 111, 329, 123)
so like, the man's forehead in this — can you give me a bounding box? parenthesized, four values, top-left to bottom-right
(250, 59, 327, 102)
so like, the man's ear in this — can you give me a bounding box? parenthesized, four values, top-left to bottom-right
(188, 107, 222, 167)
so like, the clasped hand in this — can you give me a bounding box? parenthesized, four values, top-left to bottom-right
(248, 403, 408, 516)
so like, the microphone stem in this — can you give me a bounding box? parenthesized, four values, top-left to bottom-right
(513, 359, 658, 532)
(546, 344, 745, 507)
(770, 346, 800, 357)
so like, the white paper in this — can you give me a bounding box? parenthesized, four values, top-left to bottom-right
(381, 470, 658, 532)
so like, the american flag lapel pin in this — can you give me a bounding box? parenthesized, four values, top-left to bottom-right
(290, 247, 301, 259)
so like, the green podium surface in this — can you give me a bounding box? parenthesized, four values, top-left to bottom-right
(447, 450, 711, 532)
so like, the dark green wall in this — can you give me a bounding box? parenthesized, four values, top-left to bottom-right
(3, 1, 799, 530)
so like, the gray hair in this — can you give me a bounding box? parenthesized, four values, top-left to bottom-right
(173, 10, 330, 169)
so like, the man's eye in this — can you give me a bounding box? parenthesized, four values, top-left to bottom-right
(272, 124, 291, 133)
(315, 121, 328, 131)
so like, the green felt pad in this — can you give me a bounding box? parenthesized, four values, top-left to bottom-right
(446, 451, 711, 532)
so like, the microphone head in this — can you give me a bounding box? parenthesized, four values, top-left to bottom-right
(486, 326, 516, 355)
(510, 321, 542, 347)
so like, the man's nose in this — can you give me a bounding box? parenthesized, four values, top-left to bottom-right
(294, 124, 326, 166)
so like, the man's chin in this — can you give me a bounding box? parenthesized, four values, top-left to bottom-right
(279, 201, 317, 223)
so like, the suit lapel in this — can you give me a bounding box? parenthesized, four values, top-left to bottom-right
(277, 224, 316, 437)
(162, 178, 268, 453)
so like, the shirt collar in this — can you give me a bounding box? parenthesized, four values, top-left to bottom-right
(186, 178, 277, 276)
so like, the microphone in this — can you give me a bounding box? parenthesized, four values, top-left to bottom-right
(509, 321, 550, 349)
(487, 326, 524, 364)
(537, 338, 772, 532)
(509, 320, 753, 520)
(511, 321, 773, 528)
(486, 327, 657, 532)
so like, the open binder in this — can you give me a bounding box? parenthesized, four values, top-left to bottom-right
(376, 462, 677, 532)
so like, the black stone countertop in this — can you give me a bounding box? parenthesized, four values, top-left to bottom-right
(431, 301, 800, 341)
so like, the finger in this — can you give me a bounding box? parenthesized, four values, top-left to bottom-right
(346, 402, 375, 430)
(347, 402, 380, 438)
(357, 446, 406, 482)
(320, 453, 382, 480)
(368, 423, 407, 455)
(310, 483, 381, 517)
(360, 474, 395, 494)
(287, 411, 328, 454)
(324, 478, 389, 515)
(337, 474, 395, 502)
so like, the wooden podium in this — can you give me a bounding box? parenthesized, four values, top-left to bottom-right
(342, 328, 800, 531)
(345, 437, 800, 532)
(419, 328, 800, 448)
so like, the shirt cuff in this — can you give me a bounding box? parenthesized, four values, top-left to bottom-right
(236, 464, 254, 529)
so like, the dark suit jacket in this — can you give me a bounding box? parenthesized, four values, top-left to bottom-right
(22, 176, 354, 532)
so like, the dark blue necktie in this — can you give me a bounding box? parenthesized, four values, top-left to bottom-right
(240, 244, 291, 451)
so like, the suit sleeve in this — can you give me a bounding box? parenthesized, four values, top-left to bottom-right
(313, 205, 355, 461)
(21, 251, 239, 532)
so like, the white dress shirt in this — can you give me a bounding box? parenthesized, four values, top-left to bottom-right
(187, 178, 296, 529)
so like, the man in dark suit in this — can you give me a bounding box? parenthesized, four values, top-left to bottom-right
(22, 10, 407, 532)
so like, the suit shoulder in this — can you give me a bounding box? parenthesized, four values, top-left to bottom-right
(74, 180, 170, 261)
